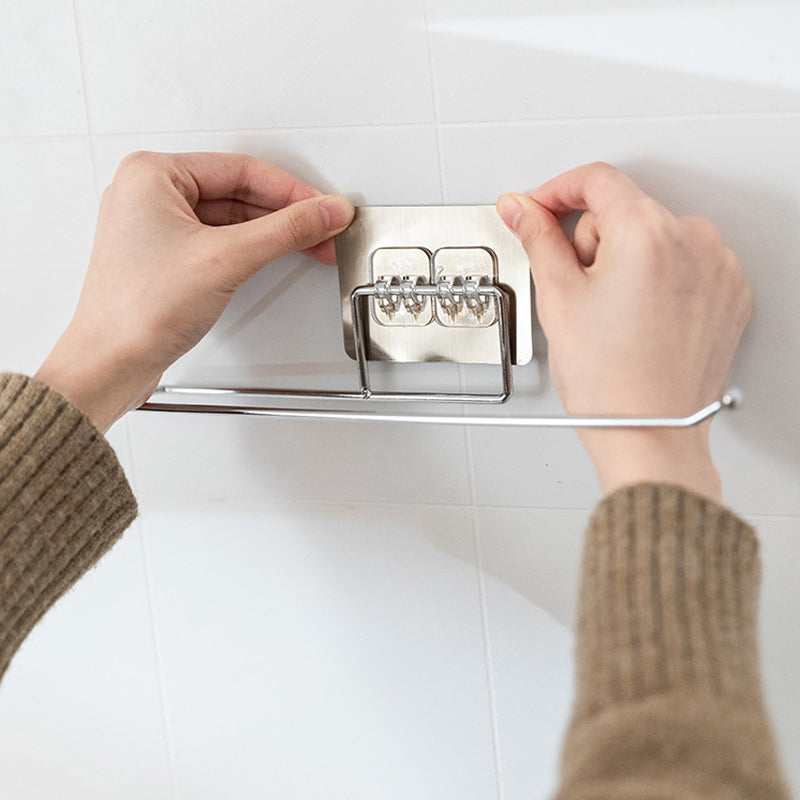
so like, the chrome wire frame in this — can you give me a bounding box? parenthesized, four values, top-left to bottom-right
(139, 284, 742, 428)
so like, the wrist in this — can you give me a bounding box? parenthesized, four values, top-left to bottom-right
(581, 427, 722, 503)
(35, 327, 159, 433)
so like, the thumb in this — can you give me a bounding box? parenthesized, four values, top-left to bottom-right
(497, 192, 583, 292)
(212, 194, 355, 284)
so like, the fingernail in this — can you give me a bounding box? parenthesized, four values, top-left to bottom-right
(497, 193, 525, 231)
(320, 195, 355, 230)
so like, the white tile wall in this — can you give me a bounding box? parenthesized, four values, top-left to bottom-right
(75, 0, 435, 132)
(139, 498, 497, 800)
(0, 527, 172, 799)
(476, 507, 584, 799)
(0, 139, 96, 375)
(0, 1, 87, 136)
(128, 412, 474, 506)
(1, 1, 799, 797)
(427, 0, 800, 122)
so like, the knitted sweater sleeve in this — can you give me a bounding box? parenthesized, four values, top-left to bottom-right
(555, 483, 790, 799)
(0, 372, 137, 682)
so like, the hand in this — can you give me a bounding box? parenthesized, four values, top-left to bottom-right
(36, 151, 354, 432)
(497, 163, 752, 502)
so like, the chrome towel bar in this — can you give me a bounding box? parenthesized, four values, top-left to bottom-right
(140, 391, 741, 427)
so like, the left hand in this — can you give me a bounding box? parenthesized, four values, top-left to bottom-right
(36, 151, 354, 432)
(496, 163, 750, 501)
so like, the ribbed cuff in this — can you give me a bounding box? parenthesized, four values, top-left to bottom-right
(573, 482, 762, 721)
(0, 372, 137, 680)
(556, 483, 790, 799)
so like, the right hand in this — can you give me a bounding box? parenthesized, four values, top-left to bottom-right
(497, 163, 752, 502)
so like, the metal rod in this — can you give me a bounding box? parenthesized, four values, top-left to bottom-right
(153, 283, 514, 406)
(349, 283, 512, 403)
(157, 386, 368, 400)
(139, 389, 742, 427)
(153, 386, 504, 403)
(352, 286, 372, 397)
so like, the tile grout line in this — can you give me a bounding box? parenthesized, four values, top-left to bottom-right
(70, 3, 180, 797)
(463, 420, 506, 800)
(421, 0, 448, 206)
(69, 0, 100, 195)
(130, 490, 800, 522)
(3, 109, 799, 145)
(123, 418, 180, 800)
(116, 376, 180, 796)
(439, 109, 800, 128)
(133, 489, 599, 513)
(423, 2, 504, 794)
(138, 522, 181, 800)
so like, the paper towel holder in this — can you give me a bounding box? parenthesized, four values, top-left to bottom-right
(139, 205, 742, 428)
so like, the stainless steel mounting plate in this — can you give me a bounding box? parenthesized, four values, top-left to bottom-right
(336, 205, 533, 365)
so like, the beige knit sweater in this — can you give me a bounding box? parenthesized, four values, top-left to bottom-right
(0, 372, 790, 797)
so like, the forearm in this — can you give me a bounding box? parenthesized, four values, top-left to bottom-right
(555, 484, 789, 799)
(0, 373, 137, 682)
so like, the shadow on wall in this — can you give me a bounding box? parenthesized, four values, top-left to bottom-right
(619, 158, 800, 486)
(213, 159, 799, 508)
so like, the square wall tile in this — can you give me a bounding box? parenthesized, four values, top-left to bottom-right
(128, 410, 472, 505)
(477, 506, 585, 799)
(0, 527, 172, 799)
(442, 116, 800, 514)
(0, 1, 87, 136)
(470, 423, 601, 510)
(0, 140, 96, 376)
(140, 498, 496, 799)
(428, 0, 800, 122)
(477, 505, 588, 629)
(76, 0, 434, 133)
(463, 365, 602, 509)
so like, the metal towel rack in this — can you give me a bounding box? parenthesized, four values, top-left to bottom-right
(139, 205, 742, 428)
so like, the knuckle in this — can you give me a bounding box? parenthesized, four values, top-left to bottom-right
(722, 244, 742, 274)
(633, 196, 667, 224)
(628, 197, 674, 244)
(277, 205, 317, 249)
(517, 217, 552, 257)
(743, 280, 754, 321)
(99, 182, 114, 205)
(588, 161, 620, 193)
(588, 160, 617, 177)
(232, 155, 258, 200)
(726, 248, 753, 320)
(117, 150, 159, 175)
(517, 221, 542, 251)
(682, 216, 722, 247)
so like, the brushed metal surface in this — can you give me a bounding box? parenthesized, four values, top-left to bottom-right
(336, 205, 533, 365)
